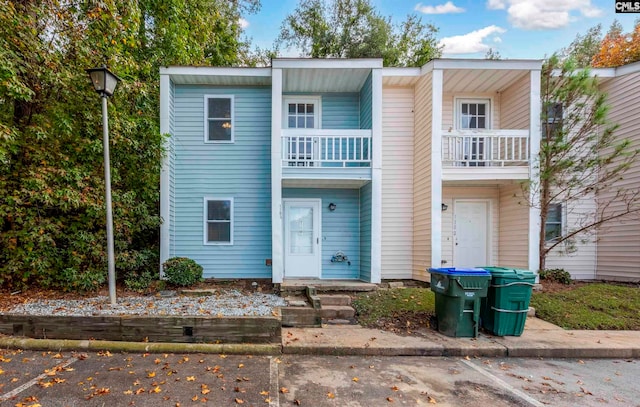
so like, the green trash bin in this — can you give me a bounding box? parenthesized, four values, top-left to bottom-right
(480, 267, 537, 336)
(429, 267, 491, 338)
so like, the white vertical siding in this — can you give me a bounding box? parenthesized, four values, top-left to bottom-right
(441, 187, 499, 266)
(498, 184, 528, 268)
(500, 75, 530, 130)
(413, 74, 432, 280)
(596, 71, 640, 281)
(382, 87, 414, 279)
(546, 195, 597, 280)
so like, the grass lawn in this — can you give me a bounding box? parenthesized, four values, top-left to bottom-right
(353, 287, 435, 327)
(530, 283, 640, 330)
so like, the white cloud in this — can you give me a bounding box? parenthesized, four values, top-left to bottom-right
(487, 0, 603, 30)
(439, 25, 506, 55)
(415, 1, 465, 14)
(239, 18, 250, 29)
(486, 0, 506, 9)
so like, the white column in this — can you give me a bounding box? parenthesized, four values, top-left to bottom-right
(528, 69, 542, 274)
(271, 69, 284, 283)
(370, 69, 383, 283)
(159, 74, 171, 275)
(431, 70, 443, 269)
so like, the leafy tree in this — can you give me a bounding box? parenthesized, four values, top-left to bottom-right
(592, 20, 640, 67)
(0, 0, 257, 290)
(484, 48, 502, 60)
(532, 55, 639, 271)
(277, 0, 442, 67)
(559, 24, 603, 68)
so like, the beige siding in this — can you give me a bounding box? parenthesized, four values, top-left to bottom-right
(441, 187, 499, 266)
(498, 184, 529, 268)
(382, 86, 414, 279)
(596, 71, 640, 281)
(413, 74, 433, 280)
(442, 92, 500, 130)
(500, 74, 530, 129)
(546, 195, 597, 280)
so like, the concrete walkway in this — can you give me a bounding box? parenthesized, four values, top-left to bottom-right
(1, 317, 639, 358)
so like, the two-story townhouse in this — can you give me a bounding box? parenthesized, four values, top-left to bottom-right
(159, 58, 544, 285)
(381, 59, 543, 281)
(160, 59, 383, 284)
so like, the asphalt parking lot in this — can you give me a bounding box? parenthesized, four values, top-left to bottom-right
(1, 349, 638, 406)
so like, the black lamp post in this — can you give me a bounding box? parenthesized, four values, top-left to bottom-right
(86, 66, 121, 305)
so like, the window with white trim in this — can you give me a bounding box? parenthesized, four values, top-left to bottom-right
(204, 198, 233, 244)
(204, 96, 234, 142)
(457, 99, 490, 130)
(543, 102, 563, 140)
(545, 203, 562, 242)
(283, 97, 320, 129)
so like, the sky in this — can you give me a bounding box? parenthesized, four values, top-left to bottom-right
(241, 0, 638, 60)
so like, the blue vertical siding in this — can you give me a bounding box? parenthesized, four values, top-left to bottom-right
(359, 73, 372, 130)
(359, 182, 372, 281)
(168, 80, 176, 257)
(283, 188, 360, 279)
(172, 85, 272, 278)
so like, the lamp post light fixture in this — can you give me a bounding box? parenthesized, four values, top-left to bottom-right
(86, 66, 121, 306)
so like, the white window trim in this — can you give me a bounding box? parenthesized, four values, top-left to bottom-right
(454, 97, 492, 130)
(282, 96, 322, 129)
(204, 95, 235, 143)
(545, 202, 564, 243)
(203, 197, 234, 245)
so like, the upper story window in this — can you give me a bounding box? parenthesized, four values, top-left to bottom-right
(456, 99, 490, 130)
(543, 102, 563, 140)
(284, 97, 321, 129)
(204, 95, 234, 143)
(204, 198, 233, 245)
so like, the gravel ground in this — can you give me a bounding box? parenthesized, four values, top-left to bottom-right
(4, 289, 286, 317)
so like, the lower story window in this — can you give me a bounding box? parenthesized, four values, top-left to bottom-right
(545, 203, 562, 242)
(204, 198, 233, 244)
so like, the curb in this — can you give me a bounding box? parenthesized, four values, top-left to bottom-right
(0, 336, 281, 355)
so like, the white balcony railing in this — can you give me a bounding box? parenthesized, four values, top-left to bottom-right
(282, 129, 372, 168)
(442, 130, 529, 167)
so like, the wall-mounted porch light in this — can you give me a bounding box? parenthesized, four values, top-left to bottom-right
(441, 203, 448, 211)
(328, 202, 337, 211)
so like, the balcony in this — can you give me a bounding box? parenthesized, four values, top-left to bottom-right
(281, 129, 372, 186)
(441, 130, 530, 181)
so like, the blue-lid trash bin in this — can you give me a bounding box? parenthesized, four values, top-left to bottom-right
(429, 267, 491, 338)
(480, 266, 537, 336)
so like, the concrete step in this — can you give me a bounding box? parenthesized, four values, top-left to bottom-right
(280, 307, 321, 328)
(320, 305, 356, 320)
(318, 294, 352, 307)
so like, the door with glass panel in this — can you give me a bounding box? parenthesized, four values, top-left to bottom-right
(457, 99, 490, 166)
(284, 98, 319, 166)
(283, 199, 321, 278)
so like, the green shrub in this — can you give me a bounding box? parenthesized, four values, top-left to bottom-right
(124, 270, 157, 292)
(58, 267, 106, 293)
(539, 268, 572, 285)
(162, 257, 203, 287)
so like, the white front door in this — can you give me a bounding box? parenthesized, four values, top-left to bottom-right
(454, 201, 489, 267)
(284, 199, 321, 278)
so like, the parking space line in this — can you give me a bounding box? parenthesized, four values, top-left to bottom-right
(269, 356, 279, 407)
(461, 359, 545, 407)
(0, 357, 77, 402)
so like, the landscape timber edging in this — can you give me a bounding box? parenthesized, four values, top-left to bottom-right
(0, 314, 281, 344)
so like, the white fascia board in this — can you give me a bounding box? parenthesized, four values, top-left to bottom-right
(272, 58, 383, 69)
(432, 59, 543, 71)
(382, 67, 421, 77)
(614, 61, 640, 76)
(160, 66, 271, 78)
